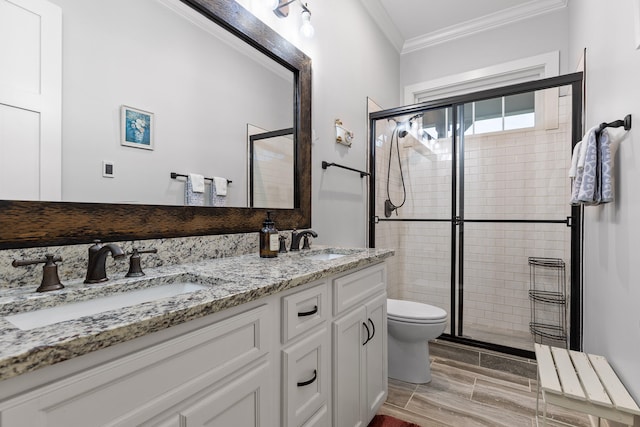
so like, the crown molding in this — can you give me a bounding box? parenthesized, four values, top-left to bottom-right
(364, 0, 567, 55)
(359, 0, 404, 52)
(402, 0, 567, 54)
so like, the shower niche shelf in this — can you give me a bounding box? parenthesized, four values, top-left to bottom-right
(528, 257, 567, 346)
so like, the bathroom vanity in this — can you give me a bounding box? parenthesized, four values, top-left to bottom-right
(0, 247, 392, 427)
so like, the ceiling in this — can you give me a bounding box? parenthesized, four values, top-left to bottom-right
(364, 0, 567, 54)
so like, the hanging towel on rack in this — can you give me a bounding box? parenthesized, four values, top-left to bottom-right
(570, 126, 620, 206)
(570, 126, 598, 205)
(568, 140, 583, 179)
(212, 177, 227, 196)
(185, 174, 205, 206)
(189, 173, 205, 193)
(209, 177, 228, 207)
(599, 128, 618, 203)
(570, 127, 593, 205)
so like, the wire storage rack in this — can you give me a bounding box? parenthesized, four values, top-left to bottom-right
(528, 257, 567, 347)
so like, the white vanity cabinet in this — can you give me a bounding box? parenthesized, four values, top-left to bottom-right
(332, 264, 388, 427)
(0, 260, 388, 427)
(0, 303, 276, 427)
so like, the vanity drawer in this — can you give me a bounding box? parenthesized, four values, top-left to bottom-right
(333, 263, 386, 316)
(282, 327, 329, 427)
(282, 280, 328, 343)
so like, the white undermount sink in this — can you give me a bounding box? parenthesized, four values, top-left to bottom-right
(5, 282, 207, 331)
(305, 253, 347, 261)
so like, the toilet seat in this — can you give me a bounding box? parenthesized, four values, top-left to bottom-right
(387, 299, 447, 324)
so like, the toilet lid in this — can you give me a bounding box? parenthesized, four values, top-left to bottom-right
(387, 299, 447, 323)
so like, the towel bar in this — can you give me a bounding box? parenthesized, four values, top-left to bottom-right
(170, 172, 231, 184)
(321, 161, 370, 178)
(597, 114, 632, 133)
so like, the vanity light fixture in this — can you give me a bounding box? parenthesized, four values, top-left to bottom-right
(269, 0, 314, 38)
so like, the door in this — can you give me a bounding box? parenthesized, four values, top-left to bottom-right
(179, 360, 272, 427)
(0, 0, 62, 200)
(369, 75, 583, 357)
(364, 292, 387, 421)
(332, 305, 366, 427)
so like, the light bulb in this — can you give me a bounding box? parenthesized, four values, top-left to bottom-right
(267, 0, 280, 10)
(300, 10, 314, 38)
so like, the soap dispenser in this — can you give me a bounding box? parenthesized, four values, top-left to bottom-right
(259, 211, 279, 258)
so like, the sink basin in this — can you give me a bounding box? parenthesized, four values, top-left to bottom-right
(299, 248, 366, 261)
(5, 282, 207, 331)
(305, 253, 347, 261)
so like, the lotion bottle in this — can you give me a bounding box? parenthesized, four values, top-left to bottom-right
(259, 211, 278, 258)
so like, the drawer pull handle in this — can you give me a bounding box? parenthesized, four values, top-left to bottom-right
(363, 322, 371, 345)
(298, 305, 318, 317)
(297, 369, 317, 387)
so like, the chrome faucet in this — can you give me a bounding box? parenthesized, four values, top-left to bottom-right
(290, 229, 318, 251)
(85, 241, 125, 284)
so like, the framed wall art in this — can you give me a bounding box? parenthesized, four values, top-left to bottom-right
(121, 105, 154, 150)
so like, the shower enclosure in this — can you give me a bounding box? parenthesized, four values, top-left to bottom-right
(369, 74, 583, 358)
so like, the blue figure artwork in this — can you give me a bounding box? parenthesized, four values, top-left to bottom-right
(125, 109, 151, 145)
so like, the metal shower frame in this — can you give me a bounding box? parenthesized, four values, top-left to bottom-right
(368, 72, 584, 359)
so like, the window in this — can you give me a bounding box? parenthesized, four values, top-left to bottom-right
(463, 92, 535, 135)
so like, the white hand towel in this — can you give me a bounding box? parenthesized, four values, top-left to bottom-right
(213, 177, 227, 196)
(189, 173, 205, 193)
(568, 141, 582, 178)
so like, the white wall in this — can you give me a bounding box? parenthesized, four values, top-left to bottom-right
(400, 9, 570, 89)
(568, 0, 640, 401)
(240, 0, 401, 247)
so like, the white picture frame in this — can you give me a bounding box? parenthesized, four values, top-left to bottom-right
(121, 105, 154, 150)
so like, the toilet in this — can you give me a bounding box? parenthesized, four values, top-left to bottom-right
(387, 298, 447, 384)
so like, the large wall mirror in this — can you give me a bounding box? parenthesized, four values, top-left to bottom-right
(0, 0, 311, 249)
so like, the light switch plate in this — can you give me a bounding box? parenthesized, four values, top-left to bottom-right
(103, 161, 114, 178)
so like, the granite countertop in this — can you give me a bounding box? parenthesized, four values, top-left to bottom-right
(0, 246, 393, 382)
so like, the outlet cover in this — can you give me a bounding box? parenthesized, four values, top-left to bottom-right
(103, 161, 114, 178)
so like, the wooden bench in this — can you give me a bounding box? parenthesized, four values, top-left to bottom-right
(535, 344, 640, 426)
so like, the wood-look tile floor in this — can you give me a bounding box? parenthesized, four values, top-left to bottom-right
(377, 357, 592, 427)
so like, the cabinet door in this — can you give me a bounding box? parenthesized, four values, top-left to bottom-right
(332, 306, 367, 427)
(301, 405, 329, 427)
(179, 359, 273, 427)
(364, 292, 387, 422)
(0, 304, 271, 427)
(282, 327, 329, 427)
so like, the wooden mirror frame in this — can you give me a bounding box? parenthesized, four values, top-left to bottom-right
(0, 0, 311, 249)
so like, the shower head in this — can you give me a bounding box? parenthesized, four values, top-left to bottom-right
(407, 113, 423, 123)
(396, 113, 423, 138)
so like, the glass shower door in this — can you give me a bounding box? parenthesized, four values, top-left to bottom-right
(372, 106, 456, 334)
(457, 87, 574, 352)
